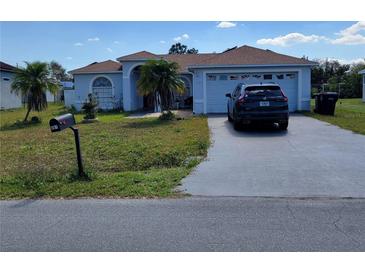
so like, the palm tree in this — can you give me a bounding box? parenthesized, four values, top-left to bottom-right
(137, 59, 185, 112)
(50, 60, 72, 81)
(11, 61, 59, 122)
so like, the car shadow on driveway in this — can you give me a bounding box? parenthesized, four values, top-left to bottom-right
(222, 118, 288, 138)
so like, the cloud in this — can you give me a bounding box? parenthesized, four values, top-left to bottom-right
(106, 48, 113, 53)
(113, 41, 120, 44)
(256, 22, 365, 47)
(74, 42, 83, 46)
(87, 37, 100, 42)
(173, 33, 189, 42)
(160, 40, 166, 44)
(257, 33, 327, 46)
(217, 21, 236, 28)
(331, 21, 365, 45)
(66, 56, 72, 60)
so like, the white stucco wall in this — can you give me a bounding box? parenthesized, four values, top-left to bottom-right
(0, 71, 22, 110)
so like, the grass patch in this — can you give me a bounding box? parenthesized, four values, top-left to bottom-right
(0, 104, 209, 199)
(0, 168, 190, 199)
(0, 104, 127, 130)
(304, 98, 365, 135)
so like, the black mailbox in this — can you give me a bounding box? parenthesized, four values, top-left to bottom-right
(49, 113, 84, 177)
(49, 113, 76, 132)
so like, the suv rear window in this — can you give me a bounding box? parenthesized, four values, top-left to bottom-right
(244, 85, 282, 97)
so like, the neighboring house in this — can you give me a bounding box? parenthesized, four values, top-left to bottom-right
(359, 69, 365, 102)
(57, 81, 74, 102)
(67, 45, 317, 113)
(1, 61, 58, 109)
(0, 61, 22, 110)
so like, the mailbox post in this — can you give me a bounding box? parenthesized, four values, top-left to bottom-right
(49, 113, 85, 177)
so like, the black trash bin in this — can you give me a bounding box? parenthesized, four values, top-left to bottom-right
(314, 92, 338, 115)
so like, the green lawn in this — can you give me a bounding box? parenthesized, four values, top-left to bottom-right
(304, 98, 365, 135)
(0, 104, 209, 199)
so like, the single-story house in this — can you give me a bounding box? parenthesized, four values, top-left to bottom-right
(0, 62, 22, 110)
(359, 69, 365, 102)
(66, 45, 317, 114)
(1, 61, 58, 110)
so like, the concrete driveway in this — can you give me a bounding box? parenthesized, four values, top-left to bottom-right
(181, 115, 365, 197)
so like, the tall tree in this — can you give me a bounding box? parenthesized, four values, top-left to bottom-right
(50, 60, 71, 81)
(11, 61, 59, 122)
(168, 43, 198, 54)
(186, 48, 199, 54)
(137, 60, 185, 112)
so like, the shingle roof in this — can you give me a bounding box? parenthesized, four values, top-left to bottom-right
(117, 51, 159, 61)
(158, 53, 218, 73)
(69, 60, 122, 74)
(73, 45, 316, 75)
(191, 45, 317, 67)
(116, 45, 316, 73)
(0, 61, 17, 72)
(116, 51, 218, 73)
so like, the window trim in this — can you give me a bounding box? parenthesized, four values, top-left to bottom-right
(229, 75, 239, 80)
(286, 73, 296, 79)
(92, 76, 113, 88)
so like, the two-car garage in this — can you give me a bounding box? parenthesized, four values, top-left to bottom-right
(205, 71, 299, 113)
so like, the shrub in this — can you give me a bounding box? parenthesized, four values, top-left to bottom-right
(159, 110, 175, 121)
(30, 116, 41, 123)
(82, 93, 98, 119)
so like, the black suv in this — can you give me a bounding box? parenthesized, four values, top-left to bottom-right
(226, 83, 289, 130)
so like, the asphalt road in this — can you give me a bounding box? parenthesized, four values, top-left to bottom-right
(181, 115, 365, 197)
(1, 197, 364, 251)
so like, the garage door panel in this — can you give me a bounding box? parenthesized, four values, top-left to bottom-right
(206, 72, 298, 113)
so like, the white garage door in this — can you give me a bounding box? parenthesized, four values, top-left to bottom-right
(206, 72, 298, 113)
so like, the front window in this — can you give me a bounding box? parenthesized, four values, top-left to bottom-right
(245, 85, 282, 97)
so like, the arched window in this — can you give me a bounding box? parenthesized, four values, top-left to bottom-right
(91, 76, 114, 109)
(92, 77, 112, 88)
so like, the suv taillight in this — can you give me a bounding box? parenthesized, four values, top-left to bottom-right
(236, 95, 245, 105)
(281, 90, 288, 102)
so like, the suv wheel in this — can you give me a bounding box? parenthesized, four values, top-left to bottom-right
(233, 120, 241, 130)
(227, 109, 233, 122)
(279, 121, 288, 130)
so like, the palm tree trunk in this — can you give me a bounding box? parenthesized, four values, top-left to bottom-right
(23, 108, 31, 122)
(154, 92, 161, 112)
